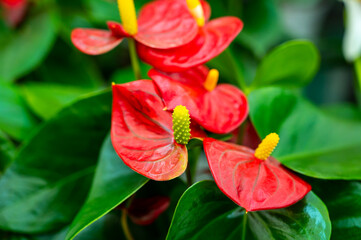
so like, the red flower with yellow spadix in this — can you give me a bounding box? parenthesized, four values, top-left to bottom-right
(204, 133, 311, 212)
(71, 0, 210, 55)
(137, 0, 243, 72)
(148, 66, 248, 134)
(111, 80, 205, 181)
(1, 0, 28, 27)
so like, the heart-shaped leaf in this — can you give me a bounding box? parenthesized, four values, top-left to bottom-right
(137, 17, 243, 72)
(0, 10, 57, 82)
(167, 181, 331, 240)
(0, 82, 37, 140)
(203, 138, 311, 211)
(249, 87, 361, 179)
(65, 135, 148, 240)
(71, 28, 123, 55)
(111, 80, 187, 181)
(251, 40, 320, 88)
(0, 90, 112, 233)
(149, 67, 248, 134)
(312, 180, 361, 240)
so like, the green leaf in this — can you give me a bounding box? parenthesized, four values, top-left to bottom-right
(252, 40, 320, 88)
(323, 103, 361, 122)
(249, 87, 361, 179)
(0, 82, 38, 141)
(312, 180, 361, 240)
(236, 0, 283, 57)
(167, 181, 331, 240)
(0, 10, 57, 82)
(35, 39, 103, 89)
(65, 135, 148, 240)
(0, 90, 112, 233)
(0, 130, 15, 173)
(21, 82, 95, 120)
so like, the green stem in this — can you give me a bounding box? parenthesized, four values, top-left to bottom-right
(128, 38, 142, 80)
(186, 166, 193, 187)
(121, 210, 134, 240)
(242, 211, 248, 240)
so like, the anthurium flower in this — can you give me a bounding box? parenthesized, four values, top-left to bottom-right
(148, 66, 248, 134)
(1, 0, 28, 27)
(111, 80, 205, 181)
(137, 0, 243, 72)
(203, 133, 311, 211)
(71, 0, 210, 55)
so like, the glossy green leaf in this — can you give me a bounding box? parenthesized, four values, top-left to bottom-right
(167, 181, 331, 240)
(65, 135, 148, 240)
(252, 40, 320, 88)
(0, 10, 57, 82)
(0, 82, 38, 140)
(311, 180, 361, 240)
(0, 90, 112, 233)
(323, 103, 361, 122)
(21, 82, 95, 120)
(249, 87, 361, 179)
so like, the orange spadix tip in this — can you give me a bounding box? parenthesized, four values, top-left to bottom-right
(186, 0, 205, 27)
(254, 133, 280, 160)
(204, 69, 219, 91)
(117, 0, 138, 35)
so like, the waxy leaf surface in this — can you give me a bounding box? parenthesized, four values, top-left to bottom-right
(137, 17, 243, 72)
(149, 67, 248, 134)
(167, 181, 331, 240)
(111, 80, 187, 181)
(203, 138, 311, 211)
(0, 91, 112, 233)
(71, 28, 123, 55)
(311, 180, 361, 239)
(249, 87, 361, 179)
(65, 135, 148, 240)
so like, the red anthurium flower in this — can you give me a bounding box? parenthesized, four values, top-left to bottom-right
(203, 133, 311, 212)
(111, 80, 206, 181)
(1, 0, 28, 27)
(137, 1, 243, 72)
(71, 0, 210, 55)
(148, 66, 248, 134)
(127, 196, 170, 226)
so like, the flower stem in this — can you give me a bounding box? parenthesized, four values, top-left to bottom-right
(121, 210, 134, 240)
(241, 211, 247, 240)
(128, 38, 142, 80)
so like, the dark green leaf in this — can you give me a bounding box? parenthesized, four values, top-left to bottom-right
(167, 181, 331, 240)
(249, 87, 361, 179)
(34, 39, 103, 89)
(312, 180, 361, 240)
(0, 10, 57, 82)
(65, 135, 148, 240)
(251, 40, 320, 88)
(0, 90, 112, 233)
(0, 82, 38, 140)
(236, 0, 283, 57)
(21, 82, 95, 120)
